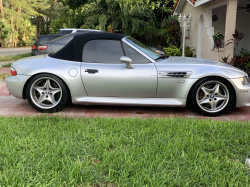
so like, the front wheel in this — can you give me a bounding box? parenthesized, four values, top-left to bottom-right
(189, 77, 235, 116)
(26, 74, 69, 113)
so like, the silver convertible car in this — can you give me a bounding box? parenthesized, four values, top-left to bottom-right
(6, 32, 250, 116)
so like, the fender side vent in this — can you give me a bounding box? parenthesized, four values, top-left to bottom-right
(167, 72, 187, 77)
(158, 71, 192, 78)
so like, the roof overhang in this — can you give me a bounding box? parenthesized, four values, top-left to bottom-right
(172, 0, 218, 15)
(195, 0, 217, 6)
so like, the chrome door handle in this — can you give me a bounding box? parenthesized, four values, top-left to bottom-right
(85, 69, 98, 74)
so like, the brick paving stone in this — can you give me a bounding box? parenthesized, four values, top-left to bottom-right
(0, 82, 250, 121)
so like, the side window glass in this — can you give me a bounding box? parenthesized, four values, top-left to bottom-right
(47, 36, 53, 41)
(122, 42, 151, 64)
(55, 35, 72, 43)
(61, 30, 72, 34)
(76, 31, 88, 33)
(82, 40, 124, 64)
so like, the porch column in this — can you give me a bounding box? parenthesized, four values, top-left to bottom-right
(224, 0, 238, 58)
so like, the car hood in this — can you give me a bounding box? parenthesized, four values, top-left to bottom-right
(160, 56, 244, 72)
(155, 56, 248, 79)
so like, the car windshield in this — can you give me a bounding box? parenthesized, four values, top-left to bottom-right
(125, 37, 161, 60)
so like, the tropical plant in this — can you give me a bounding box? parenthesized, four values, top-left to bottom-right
(240, 48, 250, 57)
(213, 31, 224, 42)
(212, 31, 224, 61)
(231, 55, 250, 72)
(57, 0, 177, 46)
(163, 45, 182, 56)
(226, 29, 244, 55)
(221, 55, 231, 64)
(230, 48, 250, 75)
(159, 16, 181, 47)
(227, 31, 248, 73)
(0, 20, 11, 47)
(240, 48, 250, 74)
(80, 24, 90, 29)
(185, 46, 196, 57)
(50, 8, 85, 33)
(2, 0, 50, 46)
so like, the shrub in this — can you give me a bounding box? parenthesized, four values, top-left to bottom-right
(231, 55, 250, 70)
(163, 45, 182, 56)
(2, 62, 12, 67)
(185, 46, 196, 57)
(163, 45, 196, 57)
(80, 24, 90, 29)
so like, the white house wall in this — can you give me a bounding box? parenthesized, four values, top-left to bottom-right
(179, 0, 239, 62)
(212, 5, 227, 37)
(181, 1, 220, 61)
(236, 10, 250, 52)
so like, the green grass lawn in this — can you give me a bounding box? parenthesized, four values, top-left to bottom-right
(0, 116, 249, 186)
(0, 53, 31, 62)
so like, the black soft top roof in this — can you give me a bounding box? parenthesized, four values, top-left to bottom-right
(49, 32, 127, 62)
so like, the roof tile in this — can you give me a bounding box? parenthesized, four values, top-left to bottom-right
(189, 0, 196, 4)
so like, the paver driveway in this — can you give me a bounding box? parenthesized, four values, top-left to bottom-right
(0, 68, 11, 74)
(1, 78, 250, 121)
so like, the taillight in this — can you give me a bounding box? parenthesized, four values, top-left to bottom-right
(32, 45, 37, 49)
(11, 67, 17, 76)
(38, 45, 48, 50)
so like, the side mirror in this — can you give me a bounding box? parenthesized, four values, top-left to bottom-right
(120, 56, 134, 69)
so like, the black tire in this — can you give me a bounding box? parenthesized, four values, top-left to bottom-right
(26, 73, 69, 113)
(189, 76, 235, 116)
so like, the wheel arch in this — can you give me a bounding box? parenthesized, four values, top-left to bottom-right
(186, 76, 236, 108)
(22, 72, 72, 101)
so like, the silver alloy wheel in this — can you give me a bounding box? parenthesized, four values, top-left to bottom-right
(196, 80, 229, 113)
(30, 77, 62, 109)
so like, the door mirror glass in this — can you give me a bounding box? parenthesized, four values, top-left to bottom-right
(120, 56, 134, 69)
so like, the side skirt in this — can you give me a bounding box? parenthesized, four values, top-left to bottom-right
(73, 97, 186, 107)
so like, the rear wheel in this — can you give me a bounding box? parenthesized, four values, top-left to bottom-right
(26, 74, 69, 113)
(190, 77, 235, 116)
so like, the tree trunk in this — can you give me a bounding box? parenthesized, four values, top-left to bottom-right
(0, 0, 4, 19)
(0, 0, 4, 47)
(16, 7, 21, 33)
(10, 2, 14, 47)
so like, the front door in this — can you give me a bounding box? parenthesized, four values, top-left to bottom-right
(81, 39, 157, 98)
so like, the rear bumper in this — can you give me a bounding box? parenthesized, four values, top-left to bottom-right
(228, 78, 250, 107)
(31, 49, 50, 56)
(31, 49, 39, 56)
(5, 74, 30, 99)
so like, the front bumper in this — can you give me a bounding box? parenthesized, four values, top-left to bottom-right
(5, 74, 30, 99)
(228, 78, 250, 107)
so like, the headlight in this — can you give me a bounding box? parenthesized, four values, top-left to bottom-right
(238, 76, 249, 85)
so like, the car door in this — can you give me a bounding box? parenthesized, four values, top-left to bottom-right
(81, 39, 157, 98)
